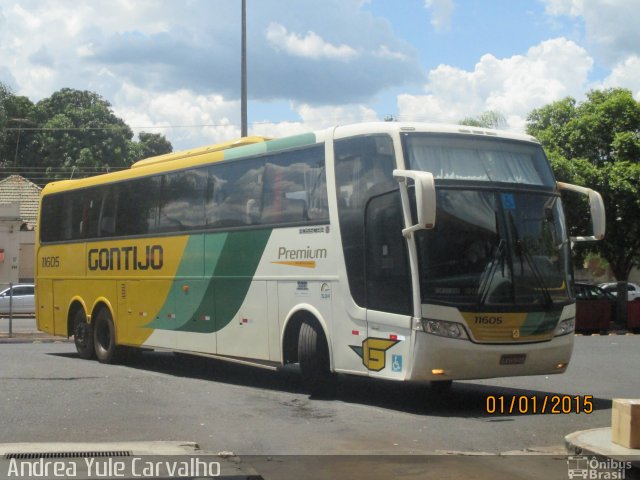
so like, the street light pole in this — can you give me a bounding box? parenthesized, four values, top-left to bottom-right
(241, 0, 248, 138)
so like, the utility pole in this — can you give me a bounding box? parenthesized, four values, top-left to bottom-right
(10, 118, 32, 165)
(240, 0, 248, 137)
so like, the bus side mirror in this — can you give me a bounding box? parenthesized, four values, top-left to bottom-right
(393, 169, 436, 237)
(557, 182, 606, 242)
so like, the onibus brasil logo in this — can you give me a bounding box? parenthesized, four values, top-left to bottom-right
(567, 455, 632, 479)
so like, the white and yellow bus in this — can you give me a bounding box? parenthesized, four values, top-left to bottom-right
(35, 122, 605, 392)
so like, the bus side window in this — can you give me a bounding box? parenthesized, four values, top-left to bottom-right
(116, 177, 161, 236)
(40, 196, 63, 242)
(260, 145, 328, 225)
(158, 168, 207, 232)
(80, 188, 103, 239)
(334, 134, 396, 307)
(98, 185, 118, 237)
(206, 159, 264, 228)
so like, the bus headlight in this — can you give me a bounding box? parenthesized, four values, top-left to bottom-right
(421, 319, 469, 340)
(554, 318, 575, 336)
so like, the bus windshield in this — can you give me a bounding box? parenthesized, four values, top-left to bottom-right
(403, 133, 556, 187)
(413, 189, 572, 308)
(402, 133, 571, 309)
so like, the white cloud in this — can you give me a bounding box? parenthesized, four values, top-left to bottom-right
(542, 0, 584, 17)
(0, 0, 421, 105)
(375, 45, 408, 61)
(112, 84, 241, 148)
(425, 0, 454, 32)
(542, 0, 640, 65)
(111, 80, 381, 150)
(265, 22, 358, 61)
(597, 55, 640, 99)
(397, 38, 593, 131)
(252, 103, 379, 141)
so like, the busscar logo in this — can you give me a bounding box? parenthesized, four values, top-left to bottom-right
(88, 245, 163, 271)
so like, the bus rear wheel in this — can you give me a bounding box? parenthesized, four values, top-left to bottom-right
(93, 309, 120, 364)
(298, 321, 333, 396)
(73, 309, 95, 360)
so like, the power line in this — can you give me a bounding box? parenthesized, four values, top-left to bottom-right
(1, 119, 303, 132)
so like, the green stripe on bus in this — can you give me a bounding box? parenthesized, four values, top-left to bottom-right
(222, 133, 317, 161)
(146, 233, 227, 330)
(149, 229, 272, 334)
(223, 142, 268, 160)
(264, 133, 317, 152)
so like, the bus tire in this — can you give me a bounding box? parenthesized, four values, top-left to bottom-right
(93, 309, 120, 364)
(73, 309, 95, 360)
(298, 321, 333, 396)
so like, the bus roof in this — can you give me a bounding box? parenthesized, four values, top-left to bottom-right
(130, 136, 271, 169)
(40, 122, 541, 196)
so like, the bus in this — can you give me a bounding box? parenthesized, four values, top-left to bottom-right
(35, 122, 605, 393)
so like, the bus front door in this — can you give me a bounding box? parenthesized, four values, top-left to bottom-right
(364, 191, 413, 380)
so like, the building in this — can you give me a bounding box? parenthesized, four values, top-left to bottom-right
(0, 175, 41, 285)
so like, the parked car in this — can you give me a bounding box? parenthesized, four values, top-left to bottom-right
(0, 284, 35, 315)
(598, 282, 640, 301)
(574, 282, 616, 334)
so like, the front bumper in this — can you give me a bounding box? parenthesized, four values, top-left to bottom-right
(406, 330, 574, 382)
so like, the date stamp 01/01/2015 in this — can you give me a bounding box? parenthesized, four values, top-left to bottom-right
(486, 395, 594, 415)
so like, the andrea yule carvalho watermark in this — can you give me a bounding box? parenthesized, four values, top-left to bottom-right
(3, 455, 221, 478)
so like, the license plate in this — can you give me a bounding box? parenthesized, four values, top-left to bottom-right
(500, 354, 527, 365)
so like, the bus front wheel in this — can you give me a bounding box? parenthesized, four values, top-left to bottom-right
(93, 309, 120, 364)
(73, 309, 95, 360)
(298, 321, 333, 396)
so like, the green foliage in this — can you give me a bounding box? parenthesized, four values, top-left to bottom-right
(0, 86, 172, 184)
(138, 132, 173, 158)
(459, 110, 507, 129)
(527, 88, 640, 280)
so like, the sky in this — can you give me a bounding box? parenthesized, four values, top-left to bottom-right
(1, 0, 639, 151)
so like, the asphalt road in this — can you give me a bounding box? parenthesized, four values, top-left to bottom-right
(0, 332, 638, 479)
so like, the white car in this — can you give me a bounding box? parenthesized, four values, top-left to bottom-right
(598, 282, 640, 302)
(0, 284, 35, 314)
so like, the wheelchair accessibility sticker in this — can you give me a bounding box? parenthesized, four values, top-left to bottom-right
(392, 354, 403, 372)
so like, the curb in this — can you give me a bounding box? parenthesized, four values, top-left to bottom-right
(565, 428, 640, 468)
(0, 332, 72, 344)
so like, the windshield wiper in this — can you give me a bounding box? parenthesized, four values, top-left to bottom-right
(477, 239, 505, 307)
(507, 212, 554, 309)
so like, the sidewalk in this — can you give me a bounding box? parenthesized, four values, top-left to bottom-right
(0, 331, 71, 343)
(566, 428, 640, 469)
(0, 316, 70, 343)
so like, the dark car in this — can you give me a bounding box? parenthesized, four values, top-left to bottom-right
(574, 282, 615, 334)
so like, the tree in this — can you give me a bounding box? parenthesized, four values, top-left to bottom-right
(527, 88, 640, 280)
(459, 110, 507, 129)
(33, 88, 135, 178)
(0, 82, 9, 146)
(137, 132, 173, 159)
(0, 87, 173, 184)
